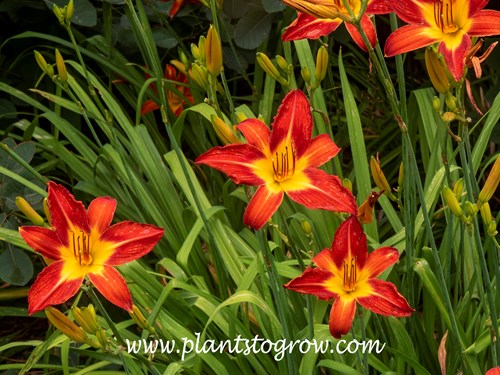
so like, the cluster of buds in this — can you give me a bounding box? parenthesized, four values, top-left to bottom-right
(256, 53, 291, 87)
(301, 45, 329, 91)
(53, 0, 74, 28)
(443, 157, 500, 237)
(45, 306, 102, 349)
(188, 25, 223, 91)
(33, 49, 69, 84)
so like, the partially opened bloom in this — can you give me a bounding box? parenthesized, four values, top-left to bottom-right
(385, 0, 500, 81)
(196, 90, 357, 230)
(19, 182, 164, 315)
(285, 216, 413, 338)
(282, 0, 392, 51)
(142, 64, 194, 116)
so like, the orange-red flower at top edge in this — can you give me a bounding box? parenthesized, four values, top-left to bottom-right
(19, 182, 164, 315)
(282, 0, 392, 51)
(195, 90, 357, 230)
(141, 64, 194, 117)
(486, 367, 500, 375)
(285, 216, 414, 338)
(164, 0, 201, 18)
(385, 0, 500, 81)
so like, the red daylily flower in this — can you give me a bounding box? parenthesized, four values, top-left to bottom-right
(385, 0, 500, 81)
(19, 182, 164, 315)
(284, 216, 414, 338)
(195, 90, 357, 230)
(282, 0, 392, 51)
(142, 64, 194, 117)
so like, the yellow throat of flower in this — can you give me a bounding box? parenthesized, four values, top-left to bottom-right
(272, 143, 296, 182)
(343, 257, 357, 292)
(434, 0, 458, 34)
(71, 230, 93, 266)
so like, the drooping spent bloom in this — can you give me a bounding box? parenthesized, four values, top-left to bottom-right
(19, 182, 164, 314)
(142, 64, 194, 116)
(195, 90, 357, 230)
(285, 216, 413, 338)
(282, 0, 392, 51)
(385, 0, 500, 81)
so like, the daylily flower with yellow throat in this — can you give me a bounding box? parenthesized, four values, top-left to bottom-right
(385, 0, 500, 81)
(19, 182, 164, 315)
(195, 90, 357, 230)
(282, 0, 392, 51)
(285, 216, 414, 338)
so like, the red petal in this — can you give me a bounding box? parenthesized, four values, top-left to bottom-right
(330, 216, 367, 271)
(196, 144, 268, 185)
(360, 247, 399, 279)
(88, 266, 133, 311)
(100, 221, 164, 265)
(438, 34, 471, 82)
(300, 134, 340, 168)
(345, 15, 376, 51)
(385, 25, 437, 57)
(28, 261, 83, 315)
(285, 169, 357, 215)
(468, 10, 500, 37)
(356, 279, 414, 317)
(283, 267, 338, 300)
(392, 0, 428, 24)
(169, 0, 185, 17)
(19, 226, 63, 260)
(329, 297, 356, 338)
(141, 100, 160, 115)
(282, 13, 342, 41)
(468, 0, 488, 16)
(243, 186, 284, 230)
(367, 0, 393, 14)
(237, 118, 271, 154)
(47, 182, 89, 246)
(312, 247, 345, 278)
(269, 90, 313, 159)
(87, 197, 116, 235)
(486, 366, 500, 375)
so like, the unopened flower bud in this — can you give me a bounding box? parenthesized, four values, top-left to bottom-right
(170, 59, 187, 74)
(256, 52, 282, 83)
(301, 219, 313, 237)
(191, 43, 202, 61)
(453, 178, 464, 200)
(275, 55, 289, 73)
(211, 115, 240, 145)
(34, 51, 54, 78)
(479, 202, 492, 226)
(478, 156, 500, 207)
(95, 328, 108, 349)
(55, 49, 68, 83)
(130, 304, 156, 332)
(234, 111, 247, 123)
(432, 96, 441, 112)
(205, 25, 223, 76)
(314, 45, 328, 84)
(65, 0, 74, 25)
(189, 63, 209, 90)
(43, 197, 51, 225)
(46, 307, 87, 343)
(197, 36, 206, 62)
(397, 162, 404, 191)
(370, 155, 396, 200)
(425, 47, 450, 94)
(301, 66, 311, 84)
(487, 221, 498, 237)
(464, 201, 478, 217)
(342, 178, 352, 192)
(443, 186, 464, 218)
(441, 112, 456, 123)
(445, 93, 457, 112)
(16, 197, 45, 226)
(72, 305, 99, 334)
(53, 4, 64, 25)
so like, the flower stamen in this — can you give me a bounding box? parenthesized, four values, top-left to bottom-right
(343, 257, 357, 292)
(434, 0, 458, 33)
(272, 143, 296, 182)
(72, 231, 92, 266)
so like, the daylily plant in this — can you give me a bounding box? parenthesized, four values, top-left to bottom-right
(142, 64, 194, 116)
(385, 0, 500, 81)
(285, 216, 414, 338)
(196, 90, 357, 230)
(282, 0, 392, 51)
(19, 182, 164, 315)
